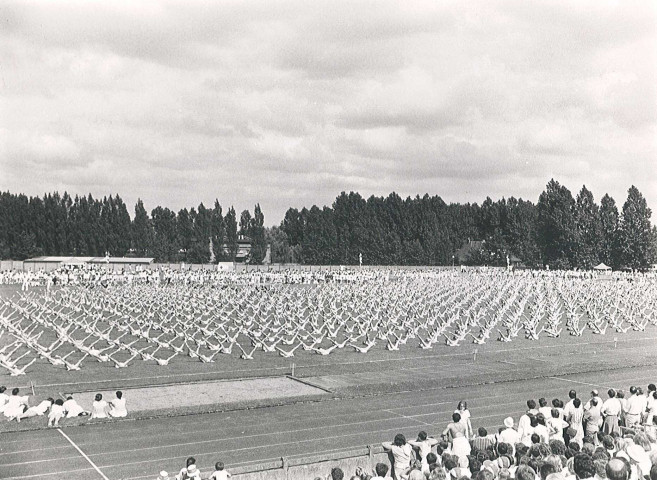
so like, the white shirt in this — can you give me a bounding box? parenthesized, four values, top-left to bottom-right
(92, 400, 108, 418)
(30, 400, 52, 415)
(601, 397, 622, 416)
(63, 399, 85, 417)
(108, 397, 127, 417)
(625, 394, 647, 415)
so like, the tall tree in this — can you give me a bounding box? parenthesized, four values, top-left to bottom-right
(151, 206, 178, 262)
(224, 207, 238, 261)
(574, 186, 601, 268)
(239, 209, 252, 236)
(536, 179, 578, 269)
(132, 199, 153, 257)
(211, 200, 225, 263)
(617, 186, 654, 269)
(248, 204, 267, 264)
(599, 194, 619, 267)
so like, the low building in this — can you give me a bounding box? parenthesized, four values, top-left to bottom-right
(23, 256, 154, 272)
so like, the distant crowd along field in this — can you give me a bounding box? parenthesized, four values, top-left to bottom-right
(0, 266, 656, 377)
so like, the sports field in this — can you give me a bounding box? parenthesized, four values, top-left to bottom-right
(1, 273, 657, 479)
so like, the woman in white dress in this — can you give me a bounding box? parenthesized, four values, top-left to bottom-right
(3, 388, 29, 419)
(91, 393, 108, 419)
(108, 391, 127, 418)
(455, 400, 473, 439)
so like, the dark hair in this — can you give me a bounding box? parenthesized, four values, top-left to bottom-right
(0, 386, 5, 393)
(648, 384, 656, 392)
(444, 458, 457, 470)
(527, 399, 537, 409)
(552, 398, 560, 407)
(551, 408, 560, 418)
(375, 463, 389, 476)
(95, 393, 102, 401)
(540, 463, 557, 480)
(47, 397, 54, 403)
(549, 440, 566, 456)
(573, 398, 581, 408)
(649, 464, 657, 480)
(186, 457, 196, 467)
(418, 431, 428, 441)
(530, 416, 539, 428)
(453, 412, 461, 422)
(476, 470, 494, 480)
(608, 389, 616, 398)
(531, 433, 540, 444)
(215, 462, 224, 471)
(394, 433, 406, 446)
(478, 427, 488, 437)
(331, 467, 344, 480)
(591, 398, 598, 407)
(12, 388, 19, 395)
(574, 453, 595, 480)
(539, 398, 547, 407)
(569, 390, 577, 399)
(427, 453, 438, 465)
(116, 391, 123, 399)
(55, 398, 64, 406)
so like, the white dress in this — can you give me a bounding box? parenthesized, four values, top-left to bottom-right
(91, 400, 108, 418)
(108, 397, 127, 418)
(3, 395, 28, 418)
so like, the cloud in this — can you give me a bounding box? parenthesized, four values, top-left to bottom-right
(1, 0, 655, 224)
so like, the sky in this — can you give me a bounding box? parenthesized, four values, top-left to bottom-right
(1, 0, 656, 225)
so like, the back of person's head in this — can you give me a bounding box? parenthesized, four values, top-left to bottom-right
(444, 458, 457, 471)
(594, 459, 607, 479)
(186, 457, 196, 467)
(539, 398, 547, 407)
(12, 388, 19, 395)
(47, 397, 54, 404)
(497, 443, 509, 456)
(616, 390, 624, 399)
(541, 462, 558, 480)
(116, 391, 123, 399)
(552, 408, 560, 419)
(632, 432, 650, 451)
(573, 398, 581, 408)
(648, 384, 656, 393)
(591, 398, 598, 407)
(531, 433, 541, 445)
(215, 462, 224, 471)
(608, 389, 616, 398)
(530, 416, 539, 428)
(95, 393, 102, 401)
(427, 453, 438, 465)
(527, 399, 537, 410)
(536, 413, 546, 425)
(55, 398, 64, 406)
(629, 386, 637, 395)
(544, 455, 562, 471)
(476, 469, 494, 480)
(330, 467, 344, 480)
(453, 412, 461, 423)
(430, 468, 447, 480)
(66, 396, 73, 401)
(375, 463, 388, 477)
(394, 433, 406, 446)
(574, 453, 595, 480)
(516, 465, 536, 480)
(418, 430, 428, 441)
(0, 386, 5, 393)
(569, 390, 577, 399)
(553, 398, 561, 407)
(478, 427, 488, 437)
(605, 458, 629, 480)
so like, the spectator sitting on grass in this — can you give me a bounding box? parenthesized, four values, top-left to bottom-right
(329, 467, 344, 480)
(108, 391, 127, 418)
(48, 399, 65, 427)
(175, 457, 197, 480)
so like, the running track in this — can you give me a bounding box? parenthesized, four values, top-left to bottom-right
(2, 363, 657, 480)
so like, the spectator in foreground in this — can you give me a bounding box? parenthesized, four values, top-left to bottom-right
(208, 461, 231, 480)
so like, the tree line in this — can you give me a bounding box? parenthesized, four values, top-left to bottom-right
(277, 180, 656, 269)
(0, 192, 266, 264)
(1, 179, 655, 269)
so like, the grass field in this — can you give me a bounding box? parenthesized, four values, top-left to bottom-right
(1, 275, 656, 479)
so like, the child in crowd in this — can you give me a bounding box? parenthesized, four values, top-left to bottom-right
(208, 461, 231, 480)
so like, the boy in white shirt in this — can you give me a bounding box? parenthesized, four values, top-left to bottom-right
(209, 461, 231, 480)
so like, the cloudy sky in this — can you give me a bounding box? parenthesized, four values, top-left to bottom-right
(1, 0, 655, 224)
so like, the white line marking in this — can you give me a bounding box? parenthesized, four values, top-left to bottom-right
(57, 428, 110, 480)
(547, 376, 619, 391)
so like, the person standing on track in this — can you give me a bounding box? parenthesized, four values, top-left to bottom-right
(455, 401, 473, 439)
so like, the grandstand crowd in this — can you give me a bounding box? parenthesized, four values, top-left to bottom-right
(306, 386, 657, 480)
